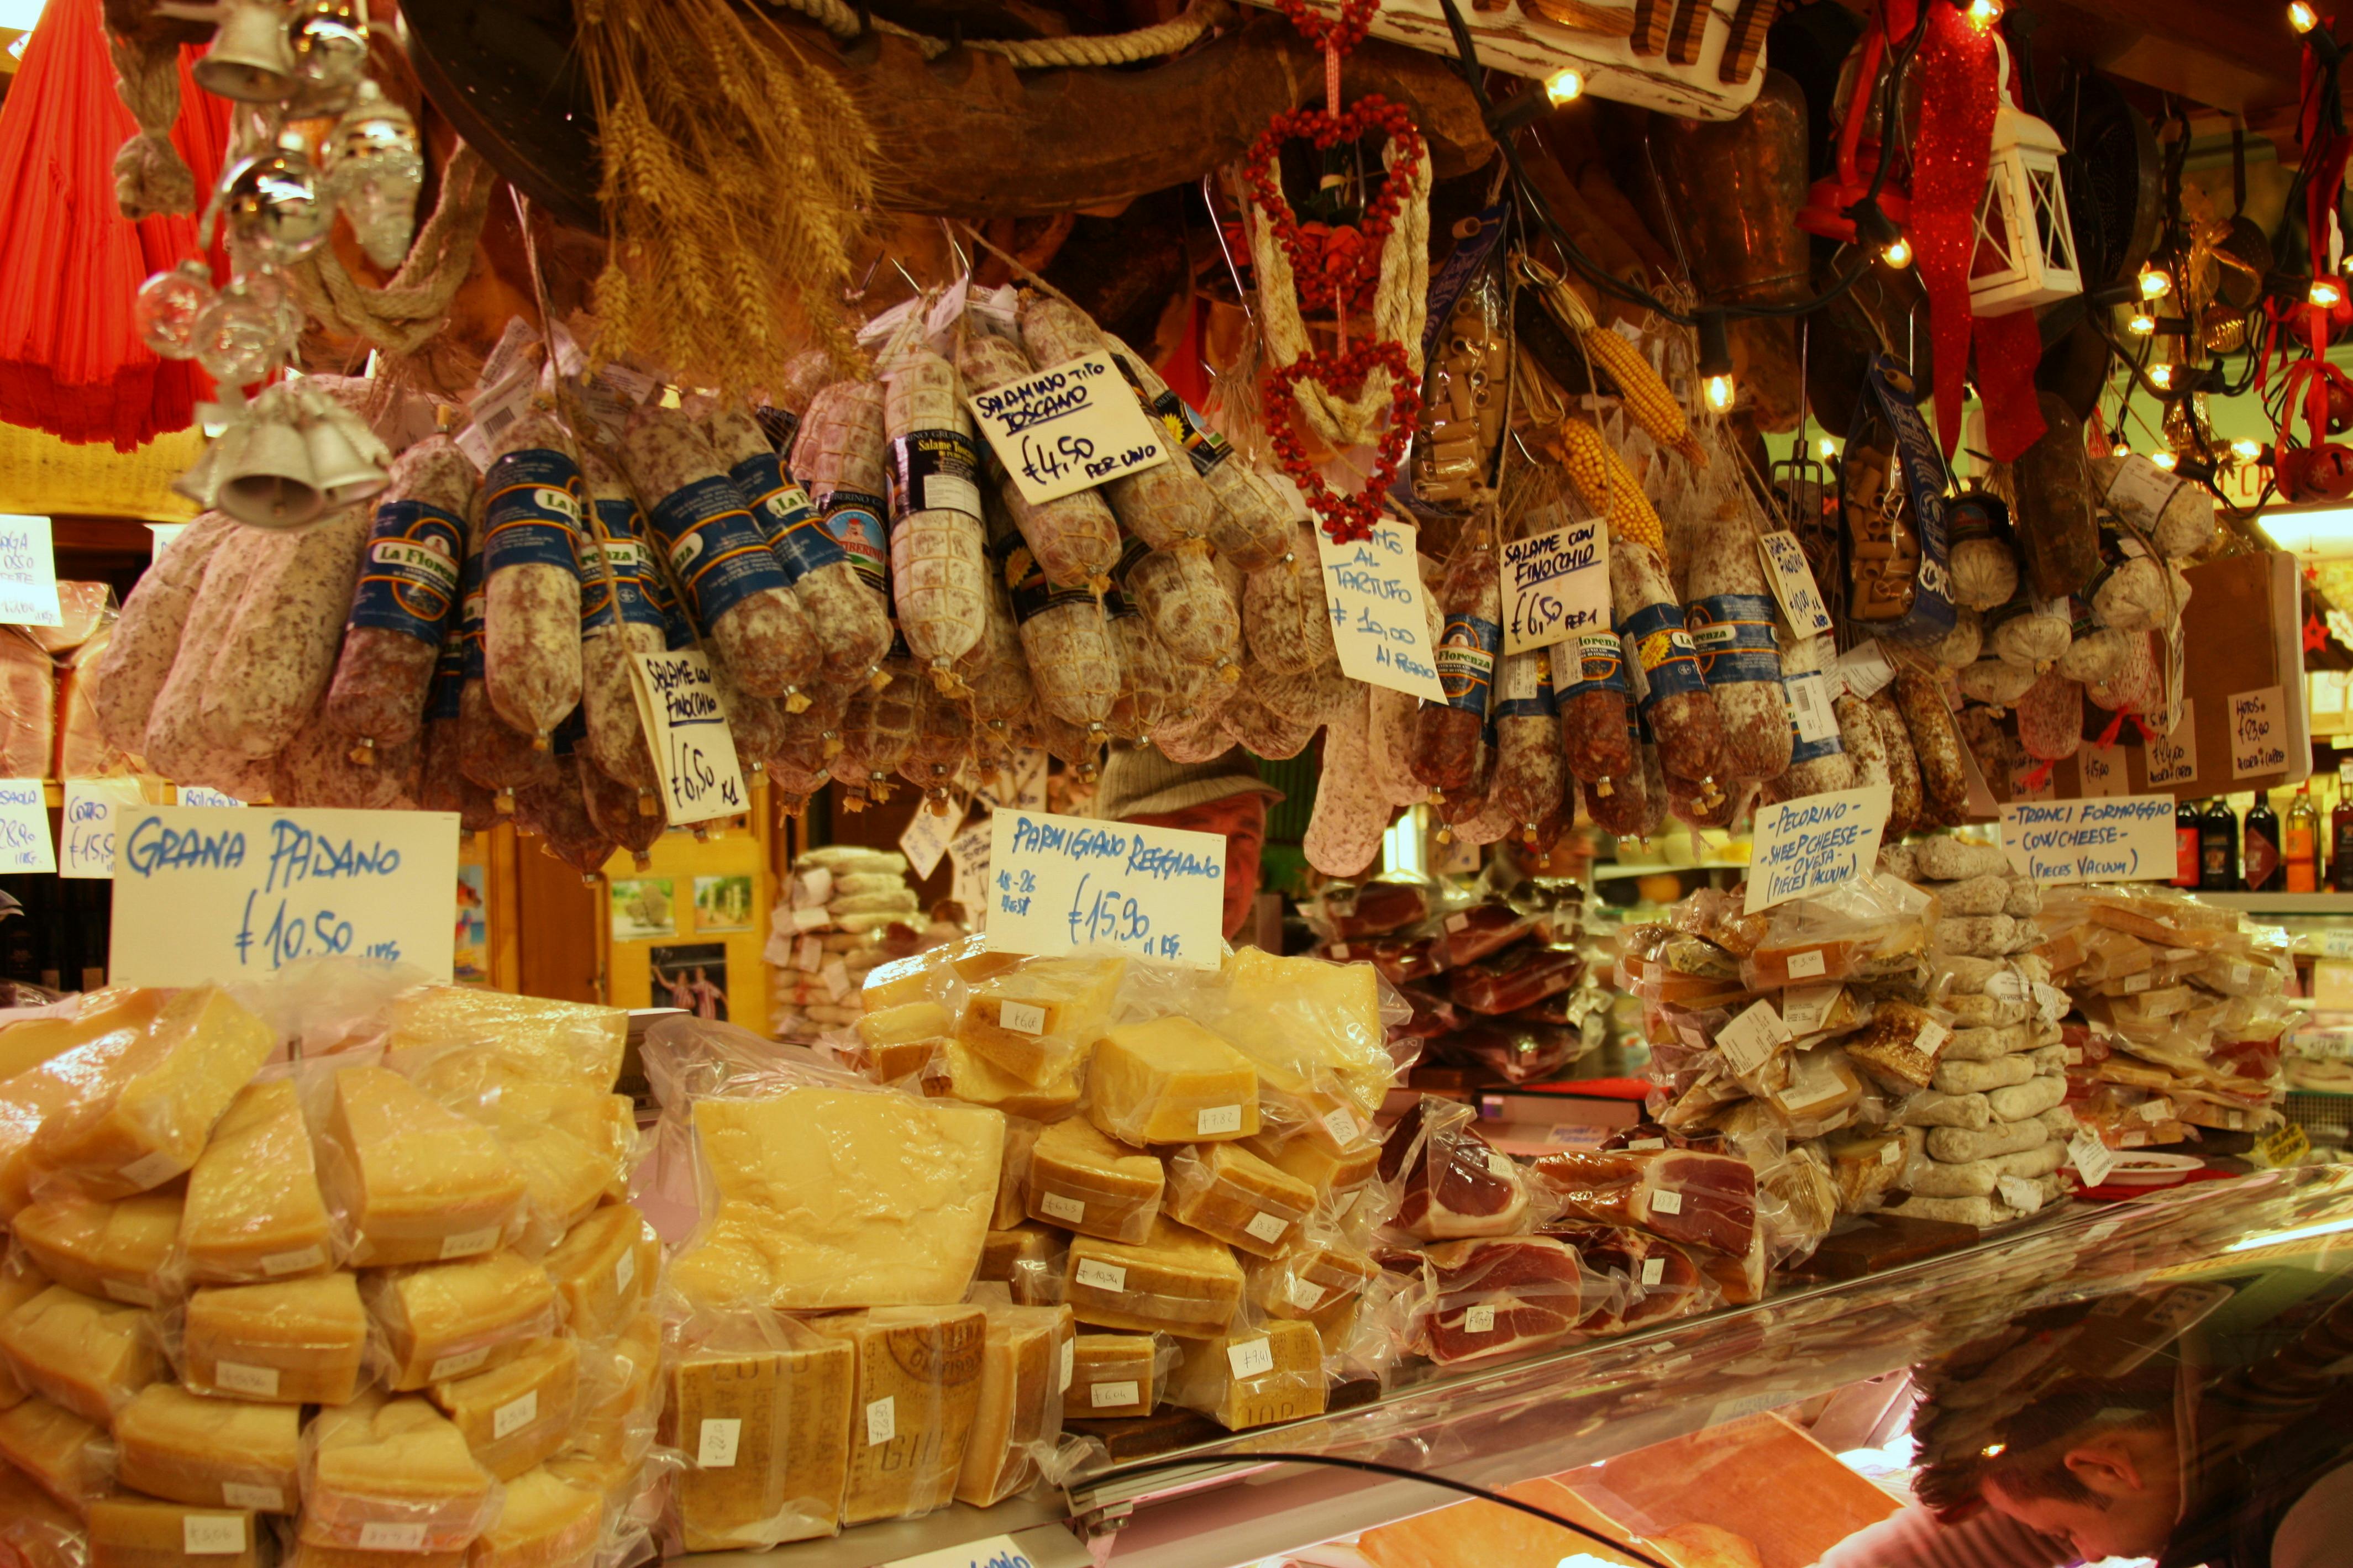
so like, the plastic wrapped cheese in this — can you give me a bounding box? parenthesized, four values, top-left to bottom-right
(1085, 1018, 1260, 1147)
(89, 1497, 262, 1568)
(540, 1204, 658, 1343)
(178, 1077, 334, 1283)
(0, 1252, 48, 1408)
(861, 933, 1021, 1012)
(0, 1394, 112, 1513)
(956, 956, 1127, 1081)
(0, 988, 166, 1085)
(941, 1037, 1081, 1122)
(113, 1383, 302, 1512)
(1241, 1130, 1382, 1216)
(666, 1310, 855, 1551)
(464, 1467, 602, 1568)
(813, 1304, 988, 1527)
(1167, 1319, 1326, 1430)
(0, 1437, 85, 1567)
(978, 1224, 1067, 1307)
(571, 1311, 660, 1467)
(428, 1337, 579, 1481)
(1207, 949, 1395, 1117)
(12, 1185, 180, 1304)
(1241, 1222, 1379, 1330)
(315, 1065, 529, 1267)
(1165, 1143, 1315, 1258)
(1063, 1216, 1243, 1337)
(1063, 1332, 1169, 1419)
(181, 1272, 369, 1404)
(362, 1250, 559, 1391)
(1025, 1117, 1163, 1243)
(298, 1390, 503, 1552)
(0, 1281, 159, 1420)
(386, 990, 627, 1092)
(0, 1021, 157, 1219)
(953, 1303, 1074, 1508)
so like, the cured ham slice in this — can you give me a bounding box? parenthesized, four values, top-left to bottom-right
(1377, 1098, 1530, 1241)
(1528, 1148, 1758, 1256)
(1420, 1236, 1592, 1364)
(1545, 1222, 1711, 1332)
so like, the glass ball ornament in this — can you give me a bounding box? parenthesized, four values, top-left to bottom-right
(219, 146, 333, 262)
(134, 260, 217, 360)
(324, 81, 423, 269)
(192, 276, 297, 387)
(286, 0, 369, 87)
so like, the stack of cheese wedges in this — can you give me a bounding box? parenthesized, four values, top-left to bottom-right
(764, 846, 948, 1040)
(0, 981, 663, 1568)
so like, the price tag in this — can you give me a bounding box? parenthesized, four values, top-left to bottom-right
(220, 1483, 282, 1512)
(884, 1537, 1046, 1568)
(2068, 1131, 2117, 1186)
(999, 1000, 1046, 1034)
(1463, 1304, 1497, 1334)
(2000, 794, 2176, 883)
(0, 515, 60, 626)
(1997, 1174, 2043, 1213)
(1312, 515, 1447, 702)
(1787, 670, 1839, 744)
(1074, 1258, 1127, 1293)
(1038, 1191, 1084, 1223)
(2009, 755, 2056, 803)
(795, 935, 822, 972)
(213, 1361, 279, 1398)
(985, 808, 1223, 969)
(948, 818, 993, 923)
(1744, 784, 1894, 913)
(2250, 1122, 2311, 1169)
(493, 1391, 539, 1439)
(2229, 685, 2289, 778)
(440, 1225, 500, 1260)
(899, 799, 964, 882)
(1651, 1189, 1685, 1215)
(431, 1348, 490, 1380)
(1060, 1338, 1074, 1393)
(1435, 834, 1482, 877)
(109, 806, 459, 985)
(1716, 998, 1792, 1074)
(0, 778, 50, 875)
(1757, 531, 1833, 637)
(1320, 1107, 1361, 1146)
(628, 649, 748, 826)
(698, 1418, 742, 1467)
(359, 1525, 428, 1553)
(1226, 1337, 1277, 1378)
(1780, 984, 1842, 1035)
(2146, 698, 2199, 788)
(820, 958, 851, 1002)
(1835, 640, 1897, 701)
(1500, 515, 1609, 655)
(866, 1395, 897, 1445)
(2079, 745, 2127, 798)
(147, 522, 187, 556)
(1288, 1276, 1326, 1309)
(176, 785, 246, 808)
(968, 351, 1172, 504)
(60, 778, 143, 878)
(1197, 1104, 1244, 1136)
(1640, 1256, 1666, 1286)
(2035, 982, 2071, 1023)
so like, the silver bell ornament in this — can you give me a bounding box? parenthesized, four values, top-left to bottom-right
(286, 0, 369, 87)
(215, 387, 325, 528)
(219, 144, 333, 263)
(293, 383, 391, 508)
(189, 0, 297, 103)
(134, 260, 217, 360)
(323, 81, 423, 269)
(192, 274, 298, 387)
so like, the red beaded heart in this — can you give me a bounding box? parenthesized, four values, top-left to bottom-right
(1277, 0, 1380, 57)
(1241, 96, 1425, 317)
(1264, 338, 1420, 545)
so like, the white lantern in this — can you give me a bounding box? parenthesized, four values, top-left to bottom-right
(1970, 37, 2081, 317)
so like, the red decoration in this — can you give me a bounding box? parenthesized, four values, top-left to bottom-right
(2278, 441, 2353, 503)
(1274, 0, 1380, 56)
(1266, 338, 1420, 544)
(1241, 97, 1424, 318)
(2307, 612, 2329, 655)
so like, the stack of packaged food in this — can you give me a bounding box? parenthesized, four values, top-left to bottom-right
(763, 845, 954, 1040)
(0, 981, 660, 1568)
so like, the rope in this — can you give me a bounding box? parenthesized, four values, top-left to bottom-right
(108, 29, 194, 220)
(766, 0, 1229, 65)
(285, 143, 499, 355)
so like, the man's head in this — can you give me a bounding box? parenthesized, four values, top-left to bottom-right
(1978, 1408, 2183, 1561)
(1093, 747, 1283, 941)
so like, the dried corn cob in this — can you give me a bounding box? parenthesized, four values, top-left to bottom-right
(1552, 417, 1666, 556)
(1523, 255, 1706, 468)
(882, 348, 990, 688)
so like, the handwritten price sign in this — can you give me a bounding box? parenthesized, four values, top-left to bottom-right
(968, 352, 1172, 504)
(1500, 513, 1608, 655)
(2229, 685, 2287, 779)
(2000, 794, 2174, 883)
(1745, 784, 1893, 913)
(1314, 517, 1445, 701)
(984, 809, 1224, 969)
(0, 778, 51, 874)
(629, 649, 748, 827)
(60, 778, 144, 878)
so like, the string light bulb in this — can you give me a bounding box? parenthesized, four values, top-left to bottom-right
(1818, 436, 1837, 460)
(2137, 264, 2172, 300)
(1545, 67, 1583, 105)
(2151, 451, 2179, 471)
(1968, 0, 2002, 30)
(2232, 438, 2266, 461)
(2314, 277, 2345, 309)
(1705, 373, 1736, 413)
(1883, 235, 1913, 269)
(2291, 1, 2320, 32)
(2128, 307, 2157, 335)
(2149, 363, 2175, 391)
(2114, 442, 2133, 457)
(1695, 309, 1735, 415)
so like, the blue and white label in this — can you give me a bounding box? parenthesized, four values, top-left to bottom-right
(647, 476, 794, 629)
(822, 490, 891, 596)
(481, 448, 584, 576)
(729, 451, 850, 584)
(1784, 669, 1842, 763)
(1435, 614, 1502, 715)
(1492, 650, 1556, 719)
(1685, 593, 1782, 686)
(579, 499, 664, 635)
(1559, 631, 1630, 700)
(349, 500, 465, 645)
(1622, 603, 1708, 708)
(984, 808, 1223, 970)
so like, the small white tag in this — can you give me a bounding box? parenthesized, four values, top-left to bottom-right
(430, 1348, 490, 1380)
(2123, 972, 2152, 994)
(866, 1395, 897, 1445)
(1226, 1337, 1277, 1380)
(1039, 1191, 1086, 1224)
(1984, 970, 2029, 1005)
(2034, 982, 2070, 1023)
(260, 1245, 326, 1277)
(1836, 640, 1897, 700)
(1244, 1211, 1290, 1243)
(2137, 1098, 2168, 1123)
(220, 1483, 282, 1512)
(627, 647, 751, 827)
(359, 1524, 427, 1553)
(1640, 1257, 1665, 1286)
(1785, 948, 1827, 980)
(1320, 1107, 1362, 1146)
(439, 1225, 500, 1261)
(1060, 1338, 1075, 1393)
(1914, 1020, 1953, 1058)
(1787, 669, 1840, 744)
(2066, 1047, 2084, 1065)
(1075, 1257, 1127, 1293)
(1091, 1379, 1139, 1408)
(1997, 1174, 2043, 1213)
(899, 801, 964, 881)
(1197, 1104, 1244, 1136)
(1487, 1150, 1515, 1178)
(183, 1516, 245, 1555)
(1000, 1000, 1048, 1035)
(1758, 531, 1834, 638)
(1880, 1140, 1903, 1165)
(213, 1361, 280, 1398)
(1287, 1276, 1326, 1311)
(1780, 983, 1842, 1035)
(104, 1277, 158, 1307)
(493, 1391, 538, 1439)
(1651, 1189, 1685, 1216)
(2070, 1131, 2117, 1186)
(820, 958, 850, 1002)
(118, 1150, 182, 1189)
(697, 1418, 742, 1468)
(795, 935, 823, 972)
(1463, 1304, 1498, 1334)
(1446, 912, 1469, 933)
(1717, 998, 1792, 1074)
(792, 905, 832, 932)
(616, 1245, 638, 1295)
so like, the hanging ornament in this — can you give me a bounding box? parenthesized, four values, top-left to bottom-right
(1967, 33, 2080, 316)
(286, 0, 370, 88)
(134, 261, 218, 360)
(190, 0, 300, 104)
(2307, 612, 2329, 655)
(192, 273, 295, 386)
(1241, 98, 1424, 319)
(321, 80, 423, 268)
(219, 144, 334, 261)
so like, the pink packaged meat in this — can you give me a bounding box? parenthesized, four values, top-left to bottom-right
(1446, 945, 1582, 1016)
(1306, 879, 1432, 941)
(1439, 902, 1536, 967)
(1377, 1098, 1531, 1241)
(1526, 1148, 1757, 1256)
(1419, 1236, 1595, 1365)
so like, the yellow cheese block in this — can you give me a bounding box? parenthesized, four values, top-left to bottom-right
(387, 989, 626, 1091)
(1238, 1049, 1378, 1157)
(1063, 1217, 1242, 1337)
(289, 1547, 465, 1568)
(12, 1185, 179, 1306)
(1025, 1117, 1162, 1243)
(319, 1066, 528, 1267)
(1241, 1130, 1382, 1209)
(1168, 1318, 1326, 1430)
(1242, 1229, 1379, 1327)
(0, 988, 165, 1085)
(1085, 1018, 1259, 1148)
(429, 1338, 579, 1481)
(1165, 1143, 1315, 1259)
(300, 1391, 498, 1553)
(0, 1256, 49, 1408)
(464, 1467, 600, 1568)
(0, 1394, 111, 1513)
(540, 1204, 656, 1343)
(364, 1251, 558, 1391)
(178, 1078, 333, 1283)
(813, 1305, 986, 1526)
(183, 1272, 368, 1404)
(0, 1455, 85, 1565)
(540, 1449, 643, 1523)
(90, 1498, 261, 1568)
(0, 1282, 159, 1421)
(30, 985, 275, 1199)
(113, 1383, 301, 1513)
(669, 1088, 1002, 1312)
(954, 1303, 1073, 1508)
(1064, 1333, 1160, 1419)
(1215, 949, 1393, 1110)
(668, 1324, 854, 1551)
(859, 1002, 953, 1049)
(572, 1311, 660, 1466)
(941, 1038, 1081, 1122)
(978, 1224, 1066, 1306)
(497, 1123, 620, 1259)
(0, 1017, 159, 1219)
(862, 933, 1021, 1012)
(958, 957, 1127, 1081)
(993, 1119, 1038, 1230)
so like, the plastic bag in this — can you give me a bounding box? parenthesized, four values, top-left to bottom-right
(360, 1249, 559, 1392)
(1374, 1097, 1531, 1241)
(662, 1304, 856, 1550)
(171, 1270, 370, 1405)
(299, 1388, 506, 1550)
(0, 629, 52, 777)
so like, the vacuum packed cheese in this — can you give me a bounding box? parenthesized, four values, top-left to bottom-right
(300, 1391, 501, 1551)
(318, 1066, 528, 1267)
(493, 1118, 625, 1260)
(0, 989, 165, 1086)
(113, 1383, 302, 1512)
(364, 1250, 558, 1391)
(464, 1467, 601, 1568)
(12, 1185, 181, 1304)
(978, 1224, 1066, 1306)
(1240, 1130, 1381, 1212)
(183, 1272, 369, 1404)
(957, 957, 1126, 1080)
(29, 986, 274, 1200)
(941, 1038, 1081, 1122)
(1169, 1318, 1326, 1429)
(386, 990, 627, 1090)
(1025, 1117, 1163, 1242)
(858, 1001, 953, 1055)
(1242, 1226, 1379, 1328)
(670, 1087, 1003, 1311)
(0, 1394, 112, 1512)
(540, 1204, 657, 1342)
(1063, 1217, 1243, 1337)
(178, 1078, 334, 1283)
(0, 1254, 47, 1407)
(1086, 1018, 1260, 1146)
(668, 1318, 855, 1551)
(89, 1497, 262, 1568)
(573, 1311, 661, 1469)
(0, 1281, 159, 1420)
(1212, 949, 1393, 1112)
(428, 1337, 578, 1481)
(0, 1013, 165, 1217)
(953, 1303, 1073, 1508)
(1064, 1333, 1163, 1419)
(861, 934, 1021, 1012)
(814, 1304, 987, 1526)
(1164, 1143, 1315, 1257)
(287, 1546, 466, 1568)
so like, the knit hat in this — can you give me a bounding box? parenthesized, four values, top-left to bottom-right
(1091, 745, 1285, 820)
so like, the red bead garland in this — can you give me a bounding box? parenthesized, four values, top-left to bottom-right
(1240, 96, 1425, 317)
(1265, 339, 1420, 544)
(1274, 0, 1380, 57)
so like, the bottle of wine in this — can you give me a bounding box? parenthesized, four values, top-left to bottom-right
(2175, 796, 2202, 889)
(2245, 791, 2283, 893)
(2201, 797, 2240, 891)
(2286, 783, 2321, 895)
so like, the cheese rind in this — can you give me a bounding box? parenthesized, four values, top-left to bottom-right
(1025, 1117, 1162, 1243)
(11, 1186, 180, 1305)
(572, 1311, 660, 1468)
(1063, 1217, 1243, 1337)
(1168, 1319, 1326, 1430)
(464, 1467, 600, 1568)
(813, 1305, 986, 1526)
(1164, 1143, 1314, 1259)
(178, 1078, 334, 1283)
(428, 1338, 579, 1481)
(299, 1391, 500, 1551)
(1085, 1018, 1260, 1147)
(539, 1204, 657, 1343)
(953, 1304, 1073, 1508)
(90, 1498, 260, 1568)
(0, 1393, 112, 1512)
(1241, 1229, 1378, 1329)
(668, 1322, 854, 1551)
(957, 957, 1126, 1081)
(1063, 1334, 1160, 1420)
(113, 1383, 301, 1512)
(363, 1251, 558, 1392)
(183, 1272, 369, 1404)
(0, 1282, 159, 1420)
(858, 1002, 953, 1050)
(318, 1066, 529, 1268)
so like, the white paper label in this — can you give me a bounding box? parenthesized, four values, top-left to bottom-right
(899, 800, 965, 881)
(1286, 1276, 1326, 1311)
(1487, 1150, 1514, 1178)
(1627, 1137, 1664, 1150)
(985, 808, 1225, 970)
(1758, 531, 1835, 638)
(627, 648, 749, 827)
(175, 786, 245, 808)
(1501, 514, 1610, 654)
(0, 779, 52, 875)
(1197, 1103, 1244, 1136)
(2000, 794, 2177, 884)
(2103, 457, 2187, 525)
(359, 1524, 427, 1553)
(2079, 744, 2127, 798)
(2034, 982, 2071, 1023)
(1312, 515, 1447, 701)
(430, 1348, 490, 1380)
(2146, 697, 2199, 787)
(947, 819, 994, 926)
(493, 1391, 539, 1439)
(1226, 1337, 1277, 1379)
(220, 1483, 283, 1511)
(866, 1395, 897, 1445)
(1881, 1140, 1903, 1165)
(261, 1245, 327, 1277)
(1835, 640, 1897, 700)
(1640, 1257, 1666, 1286)
(820, 957, 851, 1002)
(1787, 669, 1840, 745)
(1997, 1174, 2043, 1213)
(2230, 685, 2288, 778)
(1717, 998, 1792, 1074)
(1320, 1107, 1361, 1146)
(1914, 1020, 1953, 1058)
(1786, 948, 1828, 980)
(1244, 1211, 1290, 1243)
(991, 1002, 1046, 1040)
(1650, 1189, 1685, 1215)
(1091, 1379, 1139, 1408)
(795, 935, 823, 972)
(213, 1360, 280, 1398)
(103, 1277, 157, 1307)
(616, 1244, 637, 1295)
(1463, 1304, 1498, 1333)
(1038, 1191, 1086, 1223)
(2123, 971, 2151, 993)
(440, 1225, 500, 1261)
(2138, 1098, 2169, 1122)
(2069, 1131, 2117, 1186)
(791, 905, 832, 931)
(1984, 970, 2029, 1005)
(697, 1418, 742, 1467)
(1074, 1258, 1127, 1293)
(2067, 1047, 2084, 1065)
(60, 778, 144, 880)
(1780, 983, 1842, 1034)
(1060, 1338, 1075, 1393)
(0, 516, 61, 627)
(1745, 785, 1895, 913)
(968, 351, 1173, 504)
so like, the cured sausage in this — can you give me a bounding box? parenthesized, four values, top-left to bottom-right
(1018, 707, 1106, 779)
(1682, 507, 1790, 782)
(881, 350, 990, 683)
(1554, 629, 1636, 797)
(200, 503, 370, 759)
(788, 380, 894, 624)
(953, 567, 1034, 735)
(1104, 335, 1293, 569)
(477, 411, 585, 745)
(455, 525, 560, 807)
(572, 449, 665, 797)
(1018, 294, 1215, 550)
(987, 496, 1115, 735)
(274, 724, 417, 810)
(1153, 698, 1235, 764)
(956, 330, 1122, 587)
(711, 656, 788, 781)
(1304, 685, 1387, 877)
(579, 754, 663, 869)
(1776, 634, 1854, 798)
(898, 677, 973, 804)
(1611, 538, 1726, 795)
(1105, 586, 1178, 742)
(515, 769, 614, 880)
(1584, 713, 1652, 838)
(622, 403, 820, 701)
(325, 437, 474, 760)
(2010, 391, 2100, 601)
(709, 404, 893, 694)
(1493, 649, 1566, 841)
(1834, 694, 1893, 799)
(1868, 692, 1923, 836)
(1410, 529, 1501, 797)
(1894, 669, 1969, 825)
(1220, 685, 1320, 760)
(93, 513, 233, 757)
(832, 654, 922, 804)
(1243, 524, 1336, 674)
(2015, 669, 2082, 761)
(421, 713, 498, 834)
(1369, 680, 1425, 811)
(1120, 539, 1241, 677)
